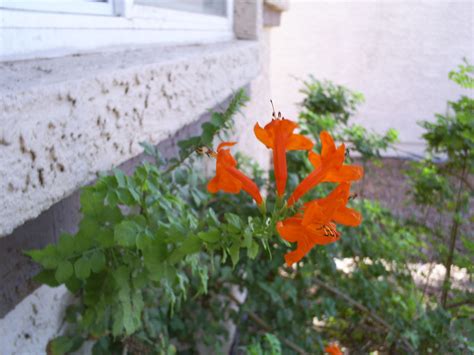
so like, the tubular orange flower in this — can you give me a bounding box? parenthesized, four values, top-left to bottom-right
(325, 343, 343, 355)
(277, 183, 361, 266)
(287, 131, 363, 206)
(207, 142, 263, 205)
(254, 118, 313, 196)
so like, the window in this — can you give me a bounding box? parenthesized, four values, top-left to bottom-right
(135, 0, 227, 17)
(0, 0, 233, 60)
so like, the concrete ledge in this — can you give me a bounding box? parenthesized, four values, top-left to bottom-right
(0, 285, 70, 355)
(0, 40, 260, 237)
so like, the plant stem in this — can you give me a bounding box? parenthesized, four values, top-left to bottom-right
(227, 292, 309, 355)
(163, 150, 194, 175)
(441, 156, 468, 308)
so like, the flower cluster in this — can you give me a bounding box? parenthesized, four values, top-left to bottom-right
(207, 114, 363, 266)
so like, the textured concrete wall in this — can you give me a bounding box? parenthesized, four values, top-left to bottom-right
(0, 41, 260, 237)
(270, 1, 473, 156)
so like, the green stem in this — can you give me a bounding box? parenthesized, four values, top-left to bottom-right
(441, 155, 468, 308)
(163, 150, 194, 176)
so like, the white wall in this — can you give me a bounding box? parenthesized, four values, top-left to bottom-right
(271, 0, 473, 156)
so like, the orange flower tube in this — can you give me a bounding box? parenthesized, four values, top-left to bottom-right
(277, 183, 361, 266)
(287, 131, 363, 206)
(254, 118, 313, 197)
(207, 142, 263, 205)
(325, 343, 343, 355)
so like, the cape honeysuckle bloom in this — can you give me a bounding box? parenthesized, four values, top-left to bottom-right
(207, 142, 263, 205)
(277, 183, 361, 266)
(287, 131, 362, 206)
(254, 118, 313, 196)
(325, 343, 343, 355)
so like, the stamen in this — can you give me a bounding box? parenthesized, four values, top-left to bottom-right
(270, 99, 276, 118)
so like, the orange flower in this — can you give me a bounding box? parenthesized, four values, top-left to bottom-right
(277, 183, 361, 266)
(287, 131, 363, 206)
(325, 343, 343, 355)
(207, 142, 263, 205)
(254, 118, 313, 197)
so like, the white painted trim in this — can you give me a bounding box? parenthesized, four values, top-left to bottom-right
(0, 0, 234, 61)
(0, 0, 114, 16)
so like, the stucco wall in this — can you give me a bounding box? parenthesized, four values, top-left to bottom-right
(270, 1, 473, 156)
(0, 41, 261, 238)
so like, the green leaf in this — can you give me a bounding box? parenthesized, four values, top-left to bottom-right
(33, 269, 60, 287)
(47, 335, 84, 355)
(26, 245, 60, 269)
(90, 250, 106, 273)
(74, 256, 91, 280)
(114, 169, 127, 188)
(201, 122, 218, 145)
(168, 236, 202, 264)
(247, 240, 259, 259)
(225, 213, 241, 233)
(55, 260, 74, 283)
(229, 241, 240, 267)
(57, 234, 76, 257)
(197, 228, 221, 243)
(264, 333, 282, 355)
(114, 220, 141, 247)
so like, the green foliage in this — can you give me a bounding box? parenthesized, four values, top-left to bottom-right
(406, 60, 473, 310)
(298, 77, 398, 163)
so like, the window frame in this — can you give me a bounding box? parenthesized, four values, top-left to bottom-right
(0, 0, 234, 61)
(0, 0, 115, 16)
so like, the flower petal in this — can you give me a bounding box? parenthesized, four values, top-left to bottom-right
(286, 134, 314, 151)
(308, 151, 322, 169)
(217, 141, 237, 151)
(284, 234, 313, 266)
(323, 165, 363, 182)
(207, 176, 220, 193)
(254, 123, 273, 149)
(302, 202, 328, 225)
(320, 131, 336, 157)
(334, 208, 362, 226)
(226, 166, 263, 205)
(277, 220, 305, 243)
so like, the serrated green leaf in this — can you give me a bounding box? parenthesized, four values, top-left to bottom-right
(47, 335, 84, 355)
(55, 260, 73, 283)
(207, 208, 220, 226)
(90, 251, 106, 273)
(114, 169, 127, 188)
(33, 269, 60, 287)
(26, 245, 60, 269)
(114, 220, 141, 247)
(229, 241, 240, 267)
(57, 234, 75, 257)
(168, 236, 202, 264)
(197, 228, 221, 243)
(225, 213, 241, 233)
(200, 122, 218, 145)
(247, 240, 259, 259)
(75, 256, 91, 280)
